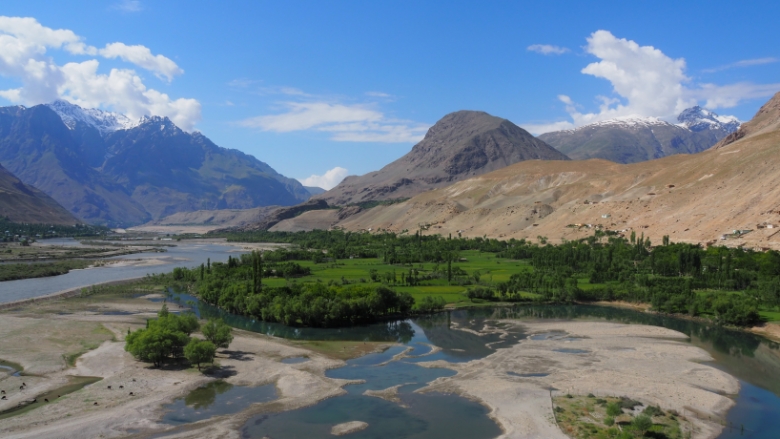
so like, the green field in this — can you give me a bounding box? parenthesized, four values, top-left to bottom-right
(260, 250, 533, 307)
(759, 310, 780, 322)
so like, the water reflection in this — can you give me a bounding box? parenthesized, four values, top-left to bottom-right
(162, 381, 277, 425)
(161, 293, 780, 439)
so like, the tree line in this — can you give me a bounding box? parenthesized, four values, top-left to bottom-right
(208, 229, 780, 327)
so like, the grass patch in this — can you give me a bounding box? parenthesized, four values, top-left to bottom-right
(759, 310, 780, 322)
(289, 340, 394, 360)
(553, 394, 692, 439)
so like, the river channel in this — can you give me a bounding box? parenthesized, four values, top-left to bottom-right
(157, 291, 780, 439)
(0, 238, 251, 304)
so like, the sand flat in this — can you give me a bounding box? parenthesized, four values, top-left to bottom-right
(419, 320, 738, 439)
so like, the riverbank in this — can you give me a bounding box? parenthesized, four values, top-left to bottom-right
(0, 289, 758, 439)
(0, 277, 148, 311)
(592, 299, 780, 344)
(0, 296, 371, 439)
(419, 320, 738, 439)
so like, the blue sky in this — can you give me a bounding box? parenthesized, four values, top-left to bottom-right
(1, 1, 779, 189)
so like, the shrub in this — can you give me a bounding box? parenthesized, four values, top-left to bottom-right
(606, 402, 623, 417)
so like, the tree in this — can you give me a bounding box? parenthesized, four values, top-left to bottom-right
(125, 305, 193, 366)
(184, 339, 216, 370)
(202, 318, 234, 349)
(125, 325, 189, 367)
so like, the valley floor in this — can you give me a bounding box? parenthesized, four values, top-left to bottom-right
(0, 294, 744, 439)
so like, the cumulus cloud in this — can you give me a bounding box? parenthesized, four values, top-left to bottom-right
(239, 101, 428, 143)
(527, 44, 569, 55)
(524, 30, 780, 134)
(299, 166, 348, 190)
(0, 16, 200, 130)
(99, 42, 182, 81)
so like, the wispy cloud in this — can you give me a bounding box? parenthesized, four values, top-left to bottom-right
(703, 57, 779, 73)
(365, 91, 392, 98)
(113, 0, 143, 13)
(523, 30, 780, 134)
(299, 166, 348, 190)
(527, 44, 570, 55)
(238, 97, 429, 143)
(227, 78, 261, 88)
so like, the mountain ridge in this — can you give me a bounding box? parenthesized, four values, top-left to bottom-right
(315, 110, 569, 206)
(267, 93, 780, 250)
(539, 107, 739, 164)
(0, 101, 310, 226)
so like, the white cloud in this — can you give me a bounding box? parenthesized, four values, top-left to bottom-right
(703, 57, 779, 73)
(526, 30, 780, 134)
(113, 0, 143, 13)
(239, 101, 428, 143)
(299, 166, 348, 190)
(527, 44, 569, 55)
(0, 16, 200, 130)
(99, 42, 182, 81)
(365, 91, 392, 98)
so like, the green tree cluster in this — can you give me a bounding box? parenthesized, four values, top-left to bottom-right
(125, 305, 231, 369)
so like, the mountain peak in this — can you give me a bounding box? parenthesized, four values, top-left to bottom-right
(46, 100, 141, 135)
(677, 106, 740, 133)
(315, 109, 568, 205)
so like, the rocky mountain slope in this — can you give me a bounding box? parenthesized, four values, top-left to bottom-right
(538, 107, 739, 164)
(275, 93, 780, 249)
(315, 110, 569, 205)
(0, 105, 149, 225)
(0, 162, 78, 224)
(0, 101, 310, 226)
(714, 92, 780, 149)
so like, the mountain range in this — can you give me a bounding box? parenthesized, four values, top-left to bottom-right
(315, 110, 569, 206)
(538, 107, 739, 164)
(271, 92, 780, 249)
(0, 101, 310, 226)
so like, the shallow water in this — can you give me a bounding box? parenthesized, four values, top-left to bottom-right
(161, 381, 277, 425)
(553, 348, 590, 354)
(243, 391, 502, 439)
(0, 239, 248, 304)
(131, 292, 780, 438)
(0, 376, 102, 421)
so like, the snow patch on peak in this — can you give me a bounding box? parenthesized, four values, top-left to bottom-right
(562, 115, 673, 133)
(677, 106, 740, 133)
(46, 100, 141, 135)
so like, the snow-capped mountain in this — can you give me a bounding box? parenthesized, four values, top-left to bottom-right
(0, 102, 311, 226)
(677, 106, 741, 133)
(538, 107, 740, 164)
(46, 100, 141, 135)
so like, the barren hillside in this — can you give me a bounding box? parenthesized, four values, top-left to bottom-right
(277, 92, 780, 249)
(315, 110, 568, 205)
